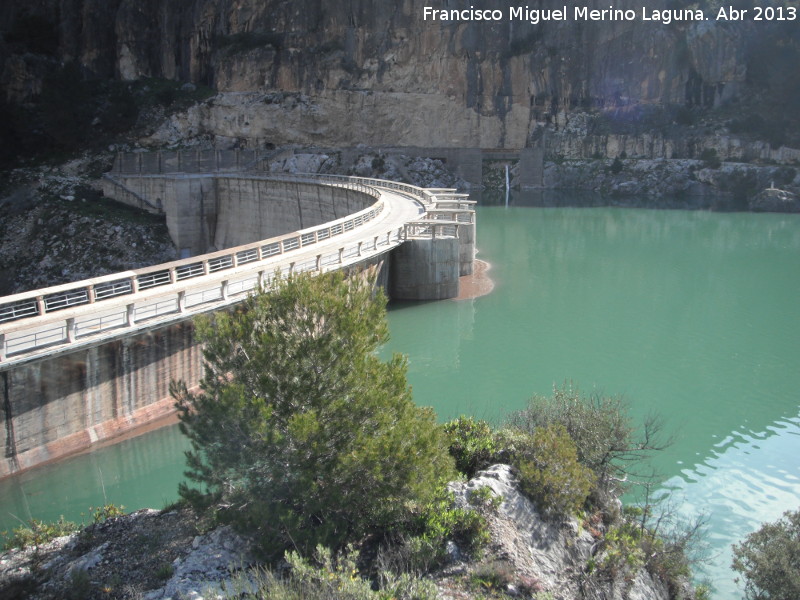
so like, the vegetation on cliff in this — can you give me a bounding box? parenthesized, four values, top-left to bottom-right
(732, 508, 800, 600)
(165, 272, 704, 599)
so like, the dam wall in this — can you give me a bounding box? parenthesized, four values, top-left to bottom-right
(2, 174, 474, 478)
(390, 237, 460, 301)
(212, 179, 374, 249)
(0, 254, 393, 479)
(104, 175, 376, 257)
(1, 321, 202, 478)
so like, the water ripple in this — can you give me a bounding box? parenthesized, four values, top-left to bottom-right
(658, 415, 800, 599)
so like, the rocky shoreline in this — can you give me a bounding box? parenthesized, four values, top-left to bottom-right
(0, 465, 684, 600)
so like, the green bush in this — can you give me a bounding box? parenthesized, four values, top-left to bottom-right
(600, 522, 645, 576)
(468, 486, 503, 513)
(376, 484, 492, 575)
(732, 508, 800, 600)
(232, 545, 439, 600)
(417, 490, 490, 560)
(3, 516, 79, 550)
(505, 384, 666, 499)
(700, 148, 722, 169)
(89, 503, 126, 525)
(173, 271, 455, 560)
(443, 416, 498, 476)
(514, 424, 595, 518)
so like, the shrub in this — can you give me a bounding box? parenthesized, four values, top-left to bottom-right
(514, 424, 595, 518)
(700, 148, 722, 169)
(609, 157, 624, 174)
(235, 545, 439, 600)
(90, 503, 126, 525)
(443, 416, 498, 476)
(468, 486, 503, 513)
(377, 485, 492, 575)
(66, 569, 92, 600)
(413, 487, 490, 565)
(506, 384, 667, 499)
(732, 508, 800, 600)
(469, 560, 517, 593)
(155, 563, 174, 581)
(601, 522, 645, 576)
(173, 271, 455, 560)
(2, 516, 78, 551)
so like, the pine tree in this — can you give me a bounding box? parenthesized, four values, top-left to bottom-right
(172, 270, 454, 558)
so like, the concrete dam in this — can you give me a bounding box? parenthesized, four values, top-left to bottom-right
(0, 160, 476, 478)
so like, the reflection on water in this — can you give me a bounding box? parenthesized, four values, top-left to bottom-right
(0, 424, 188, 535)
(385, 202, 800, 598)
(475, 188, 749, 211)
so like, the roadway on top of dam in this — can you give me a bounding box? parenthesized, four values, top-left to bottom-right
(0, 174, 474, 369)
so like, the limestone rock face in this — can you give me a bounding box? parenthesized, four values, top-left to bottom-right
(749, 187, 800, 213)
(1, 0, 794, 148)
(449, 464, 671, 600)
(450, 464, 595, 596)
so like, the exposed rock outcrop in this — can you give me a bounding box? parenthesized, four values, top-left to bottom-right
(447, 464, 672, 600)
(538, 158, 800, 205)
(0, 466, 685, 600)
(2, 1, 798, 150)
(749, 187, 800, 213)
(0, 156, 176, 295)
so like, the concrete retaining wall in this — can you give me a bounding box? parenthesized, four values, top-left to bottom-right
(103, 176, 376, 257)
(390, 238, 460, 300)
(105, 175, 217, 257)
(1, 322, 202, 478)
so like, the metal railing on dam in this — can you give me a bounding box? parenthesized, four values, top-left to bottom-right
(0, 174, 475, 368)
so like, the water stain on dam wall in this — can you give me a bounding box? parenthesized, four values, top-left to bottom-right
(1, 322, 202, 478)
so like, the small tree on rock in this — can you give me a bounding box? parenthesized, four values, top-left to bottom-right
(172, 270, 454, 559)
(732, 508, 800, 600)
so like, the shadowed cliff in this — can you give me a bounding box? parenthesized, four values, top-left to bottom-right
(1, 0, 798, 150)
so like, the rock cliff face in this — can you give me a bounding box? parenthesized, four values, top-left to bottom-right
(0, 466, 680, 600)
(1, 0, 796, 149)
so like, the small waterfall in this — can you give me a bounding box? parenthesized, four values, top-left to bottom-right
(505, 164, 510, 207)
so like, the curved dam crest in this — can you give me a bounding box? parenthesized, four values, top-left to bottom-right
(0, 169, 477, 478)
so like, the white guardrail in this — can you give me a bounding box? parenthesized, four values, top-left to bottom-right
(0, 174, 471, 365)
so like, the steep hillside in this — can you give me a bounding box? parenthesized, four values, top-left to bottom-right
(1, 0, 798, 151)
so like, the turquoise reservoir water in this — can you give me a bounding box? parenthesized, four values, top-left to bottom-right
(1, 202, 799, 598)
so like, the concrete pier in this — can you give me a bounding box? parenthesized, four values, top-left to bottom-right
(390, 237, 460, 300)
